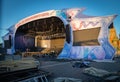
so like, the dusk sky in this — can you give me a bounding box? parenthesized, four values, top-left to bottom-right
(0, 0, 120, 43)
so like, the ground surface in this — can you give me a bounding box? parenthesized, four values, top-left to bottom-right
(35, 56, 120, 82)
(0, 55, 120, 82)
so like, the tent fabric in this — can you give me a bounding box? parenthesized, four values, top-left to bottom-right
(83, 67, 110, 77)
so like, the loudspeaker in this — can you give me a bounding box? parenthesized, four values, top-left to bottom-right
(65, 24, 71, 43)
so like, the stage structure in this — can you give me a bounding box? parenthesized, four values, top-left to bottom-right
(3, 8, 117, 60)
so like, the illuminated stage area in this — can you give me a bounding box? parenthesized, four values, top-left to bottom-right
(3, 8, 117, 60)
(15, 17, 66, 57)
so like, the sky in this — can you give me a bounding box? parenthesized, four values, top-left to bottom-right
(0, 0, 120, 43)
